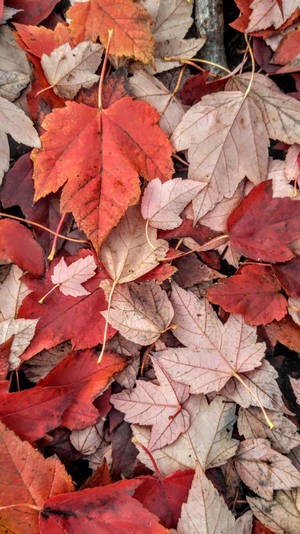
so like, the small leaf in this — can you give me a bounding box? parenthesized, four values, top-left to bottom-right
(51, 255, 97, 297)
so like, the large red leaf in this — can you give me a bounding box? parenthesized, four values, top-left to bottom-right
(6, 0, 60, 24)
(32, 98, 174, 254)
(18, 252, 115, 361)
(39, 480, 169, 533)
(0, 385, 77, 442)
(228, 180, 300, 263)
(39, 350, 126, 429)
(206, 265, 287, 326)
(67, 0, 154, 64)
(134, 470, 194, 529)
(0, 219, 44, 276)
(0, 422, 74, 534)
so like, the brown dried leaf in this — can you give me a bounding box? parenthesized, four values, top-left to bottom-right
(248, 489, 300, 534)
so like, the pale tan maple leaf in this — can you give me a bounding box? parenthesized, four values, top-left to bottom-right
(248, 489, 300, 534)
(132, 394, 238, 475)
(171, 91, 268, 222)
(41, 41, 103, 99)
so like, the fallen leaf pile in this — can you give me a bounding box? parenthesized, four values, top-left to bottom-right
(0, 0, 299, 532)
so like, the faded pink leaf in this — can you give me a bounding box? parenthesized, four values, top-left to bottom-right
(235, 438, 300, 500)
(247, 0, 299, 32)
(177, 463, 235, 534)
(70, 420, 105, 455)
(171, 91, 268, 222)
(111, 357, 190, 451)
(226, 73, 300, 145)
(141, 178, 204, 230)
(132, 394, 238, 475)
(51, 255, 97, 297)
(101, 279, 174, 345)
(221, 360, 286, 412)
(154, 283, 265, 394)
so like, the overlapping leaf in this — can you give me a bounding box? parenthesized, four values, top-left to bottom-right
(32, 98, 173, 254)
(111, 357, 190, 451)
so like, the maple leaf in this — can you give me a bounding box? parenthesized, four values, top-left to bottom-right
(18, 252, 115, 361)
(67, 0, 154, 64)
(50, 255, 97, 297)
(128, 70, 185, 136)
(111, 357, 190, 451)
(176, 463, 236, 534)
(206, 265, 287, 326)
(141, 178, 204, 230)
(264, 316, 300, 354)
(246, 0, 299, 32)
(155, 283, 265, 394)
(0, 219, 44, 275)
(70, 419, 105, 455)
(134, 469, 194, 529)
(41, 41, 103, 100)
(39, 479, 169, 533)
(100, 205, 168, 283)
(235, 438, 300, 500)
(0, 384, 78, 442)
(238, 407, 300, 454)
(221, 360, 286, 412)
(171, 90, 268, 221)
(0, 421, 74, 534)
(228, 180, 300, 263)
(226, 73, 300, 145)
(133, 394, 238, 475)
(101, 279, 174, 345)
(248, 489, 300, 534)
(39, 349, 125, 429)
(14, 22, 71, 59)
(274, 257, 300, 298)
(31, 98, 173, 254)
(0, 95, 40, 181)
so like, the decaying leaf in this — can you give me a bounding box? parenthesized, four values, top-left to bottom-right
(235, 438, 300, 500)
(132, 394, 238, 475)
(141, 178, 204, 230)
(154, 283, 266, 394)
(111, 357, 190, 451)
(248, 489, 300, 534)
(101, 279, 174, 346)
(176, 463, 236, 534)
(172, 91, 268, 221)
(41, 41, 103, 99)
(100, 205, 168, 283)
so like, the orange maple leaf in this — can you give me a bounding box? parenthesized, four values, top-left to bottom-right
(31, 97, 174, 254)
(67, 0, 154, 64)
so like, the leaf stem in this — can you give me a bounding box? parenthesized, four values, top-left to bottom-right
(48, 213, 66, 261)
(0, 212, 89, 244)
(163, 56, 231, 74)
(0, 503, 41, 512)
(131, 437, 163, 479)
(98, 279, 117, 364)
(38, 283, 60, 304)
(232, 371, 274, 429)
(243, 34, 255, 99)
(98, 29, 113, 110)
(145, 219, 157, 251)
